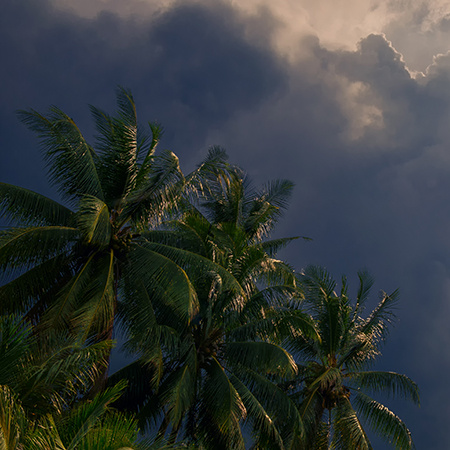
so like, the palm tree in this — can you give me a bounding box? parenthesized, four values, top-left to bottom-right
(286, 265, 419, 449)
(0, 88, 228, 353)
(112, 170, 318, 449)
(0, 313, 128, 448)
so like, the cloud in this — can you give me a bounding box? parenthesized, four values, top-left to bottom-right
(0, 0, 286, 184)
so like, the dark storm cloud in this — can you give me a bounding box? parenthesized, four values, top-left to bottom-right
(0, 0, 286, 189)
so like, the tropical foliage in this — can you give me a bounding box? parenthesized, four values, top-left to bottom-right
(112, 169, 318, 449)
(285, 266, 420, 449)
(0, 90, 419, 449)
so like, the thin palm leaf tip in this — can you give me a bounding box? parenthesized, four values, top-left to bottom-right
(287, 265, 419, 449)
(0, 87, 233, 352)
(115, 173, 314, 449)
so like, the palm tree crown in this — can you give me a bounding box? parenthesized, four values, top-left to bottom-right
(287, 266, 419, 449)
(113, 170, 318, 449)
(0, 88, 232, 346)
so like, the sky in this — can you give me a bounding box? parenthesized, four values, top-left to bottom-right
(2, 0, 450, 447)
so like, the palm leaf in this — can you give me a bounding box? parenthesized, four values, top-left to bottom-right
(77, 195, 112, 248)
(127, 245, 199, 324)
(346, 371, 419, 405)
(332, 396, 371, 449)
(353, 391, 413, 449)
(0, 182, 74, 227)
(226, 341, 297, 378)
(357, 289, 399, 342)
(58, 381, 127, 450)
(230, 375, 285, 449)
(203, 357, 246, 436)
(17, 107, 104, 202)
(159, 357, 197, 428)
(90, 89, 140, 208)
(0, 226, 78, 271)
(0, 385, 27, 449)
(122, 150, 185, 229)
(0, 253, 72, 316)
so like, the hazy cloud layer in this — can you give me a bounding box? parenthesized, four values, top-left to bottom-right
(3, 0, 450, 447)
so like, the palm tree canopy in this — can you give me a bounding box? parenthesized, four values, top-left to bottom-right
(113, 172, 318, 449)
(287, 265, 419, 450)
(0, 88, 232, 346)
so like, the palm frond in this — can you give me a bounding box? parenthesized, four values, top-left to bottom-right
(346, 371, 419, 405)
(225, 341, 297, 378)
(354, 391, 414, 449)
(260, 237, 304, 257)
(184, 146, 231, 201)
(203, 357, 246, 436)
(0, 315, 33, 388)
(137, 241, 243, 299)
(0, 384, 27, 449)
(230, 375, 285, 450)
(127, 245, 199, 324)
(57, 381, 127, 450)
(159, 357, 197, 428)
(0, 253, 72, 316)
(0, 182, 74, 227)
(72, 250, 116, 340)
(20, 337, 112, 415)
(353, 270, 375, 319)
(230, 308, 319, 344)
(122, 150, 185, 229)
(357, 289, 399, 343)
(135, 121, 163, 189)
(90, 90, 140, 208)
(332, 396, 371, 449)
(77, 195, 112, 248)
(0, 226, 78, 272)
(300, 266, 337, 303)
(233, 366, 304, 446)
(17, 107, 104, 202)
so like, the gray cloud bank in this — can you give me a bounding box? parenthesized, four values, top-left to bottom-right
(2, 0, 450, 447)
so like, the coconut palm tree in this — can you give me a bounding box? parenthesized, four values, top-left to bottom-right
(0, 88, 230, 353)
(112, 170, 318, 449)
(0, 313, 189, 450)
(286, 265, 419, 449)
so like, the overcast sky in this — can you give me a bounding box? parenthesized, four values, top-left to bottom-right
(2, 0, 450, 447)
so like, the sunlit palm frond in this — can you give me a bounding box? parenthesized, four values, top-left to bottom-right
(346, 371, 419, 405)
(0, 384, 27, 449)
(357, 289, 400, 343)
(353, 391, 413, 450)
(90, 89, 140, 207)
(332, 396, 371, 450)
(230, 375, 285, 450)
(184, 146, 231, 201)
(135, 122, 163, 189)
(123, 150, 185, 229)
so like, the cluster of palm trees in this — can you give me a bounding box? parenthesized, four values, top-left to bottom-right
(0, 88, 419, 449)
